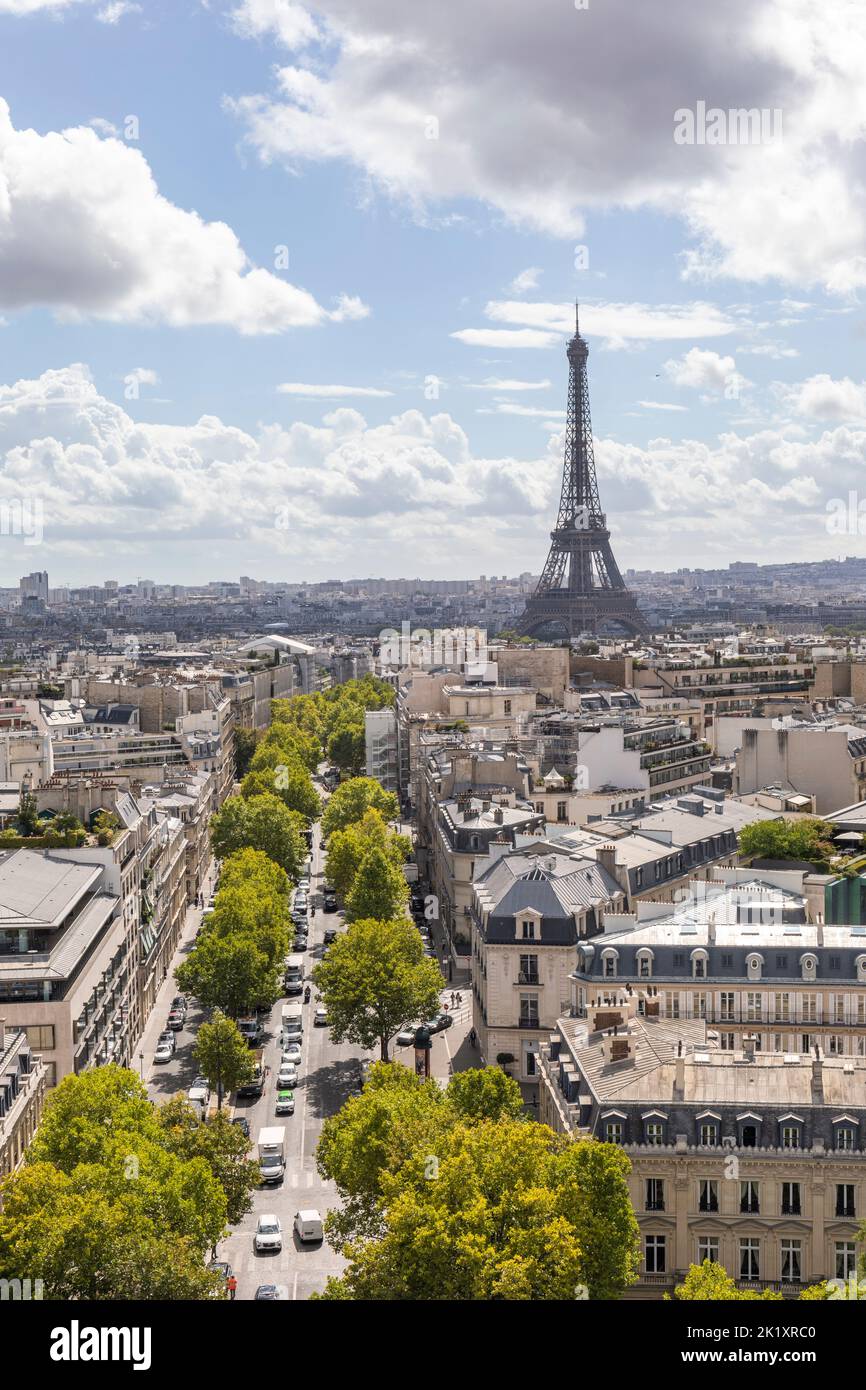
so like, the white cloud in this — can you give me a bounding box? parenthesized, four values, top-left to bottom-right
(506, 267, 542, 295)
(638, 400, 689, 412)
(96, 1, 140, 21)
(125, 366, 158, 387)
(0, 0, 88, 11)
(226, 0, 866, 291)
(468, 378, 552, 391)
(738, 342, 799, 359)
(664, 347, 737, 391)
(782, 374, 866, 422)
(481, 300, 738, 349)
(0, 100, 366, 334)
(486, 403, 566, 418)
(277, 383, 393, 398)
(229, 0, 319, 49)
(451, 328, 560, 350)
(1, 362, 863, 581)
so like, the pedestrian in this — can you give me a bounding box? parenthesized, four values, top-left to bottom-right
(456, 992, 462, 1007)
(227, 1274, 238, 1301)
(450, 991, 455, 1007)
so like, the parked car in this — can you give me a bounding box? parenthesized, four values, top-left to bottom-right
(278, 1062, 298, 1087)
(254, 1215, 283, 1253)
(396, 1013, 452, 1047)
(188, 1077, 210, 1109)
(323, 927, 338, 944)
(231, 1116, 250, 1138)
(275, 1089, 295, 1115)
(171, 995, 187, 1014)
(293, 1209, 324, 1244)
(396, 1024, 417, 1047)
(428, 1012, 454, 1034)
(314, 1005, 328, 1027)
(294, 936, 308, 952)
(167, 1011, 184, 1032)
(323, 894, 338, 913)
(158, 1030, 176, 1052)
(254, 1284, 286, 1300)
(153, 1039, 174, 1064)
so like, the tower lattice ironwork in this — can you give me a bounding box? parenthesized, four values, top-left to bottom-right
(516, 305, 647, 638)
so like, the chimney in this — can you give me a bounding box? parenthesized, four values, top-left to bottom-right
(707, 913, 716, 946)
(493, 807, 504, 825)
(816, 921, 824, 947)
(597, 844, 618, 876)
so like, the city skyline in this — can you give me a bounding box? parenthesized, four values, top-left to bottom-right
(0, 1, 865, 585)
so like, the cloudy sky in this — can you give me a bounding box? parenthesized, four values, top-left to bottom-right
(1, 0, 865, 586)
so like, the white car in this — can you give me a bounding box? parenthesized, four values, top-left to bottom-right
(278, 1062, 298, 1087)
(254, 1214, 283, 1253)
(314, 1005, 328, 1027)
(153, 1040, 174, 1064)
(188, 1078, 211, 1107)
(282, 1043, 302, 1064)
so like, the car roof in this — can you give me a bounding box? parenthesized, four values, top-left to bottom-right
(296, 1209, 321, 1221)
(259, 1213, 279, 1224)
(277, 1088, 294, 1096)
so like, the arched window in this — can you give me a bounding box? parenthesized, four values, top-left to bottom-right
(800, 953, 818, 981)
(601, 948, 619, 980)
(746, 953, 764, 982)
(691, 948, 709, 980)
(855, 955, 866, 983)
(636, 948, 654, 980)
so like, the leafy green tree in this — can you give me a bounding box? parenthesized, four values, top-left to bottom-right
(327, 722, 366, 775)
(321, 777, 399, 838)
(738, 817, 835, 868)
(192, 1011, 255, 1109)
(27, 1066, 154, 1171)
(157, 1098, 260, 1226)
(671, 1260, 783, 1301)
(326, 809, 410, 899)
(317, 1117, 637, 1301)
(259, 718, 321, 773)
(218, 847, 291, 903)
(0, 1165, 223, 1300)
(445, 1066, 525, 1124)
(345, 846, 410, 923)
(234, 726, 259, 778)
(206, 883, 291, 968)
(176, 932, 278, 1018)
(242, 763, 321, 821)
(312, 918, 442, 1061)
(210, 792, 306, 879)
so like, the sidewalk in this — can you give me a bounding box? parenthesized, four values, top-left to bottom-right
(138, 860, 217, 1087)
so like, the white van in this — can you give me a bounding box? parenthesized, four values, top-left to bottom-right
(294, 1209, 324, 1244)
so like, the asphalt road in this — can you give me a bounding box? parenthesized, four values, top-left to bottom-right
(141, 787, 472, 1300)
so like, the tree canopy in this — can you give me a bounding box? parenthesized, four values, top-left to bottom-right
(322, 777, 400, 839)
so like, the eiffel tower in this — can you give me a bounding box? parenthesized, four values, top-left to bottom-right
(516, 305, 647, 639)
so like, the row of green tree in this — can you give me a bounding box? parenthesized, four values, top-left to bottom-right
(0, 1068, 260, 1299)
(235, 675, 395, 781)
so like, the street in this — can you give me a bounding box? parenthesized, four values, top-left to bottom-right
(140, 797, 472, 1300)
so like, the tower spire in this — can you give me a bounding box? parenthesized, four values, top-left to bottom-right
(515, 309, 647, 640)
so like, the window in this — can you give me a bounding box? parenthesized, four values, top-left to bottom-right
(720, 1032, 735, 1051)
(836, 1126, 856, 1152)
(694, 992, 708, 1020)
(693, 955, 706, 979)
(519, 954, 539, 985)
(698, 1179, 718, 1213)
(504, 699, 512, 715)
(781, 1182, 801, 1216)
(746, 992, 762, 1022)
(605, 1121, 623, 1144)
(740, 1181, 760, 1214)
(645, 1235, 666, 1274)
(836, 1184, 856, 1219)
(23, 1024, 55, 1050)
(673, 953, 685, 967)
(698, 1236, 719, 1265)
(775, 955, 788, 969)
(781, 1125, 800, 1150)
(721, 953, 734, 968)
(774, 993, 790, 1022)
(781, 1239, 802, 1285)
(801, 994, 817, 1022)
(665, 992, 680, 1020)
(520, 920, 536, 940)
(519, 995, 539, 1029)
(740, 1238, 760, 1281)
(637, 952, 652, 979)
(699, 1121, 718, 1146)
(740, 1123, 758, 1148)
(556, 800, 567, 822)
(833, 993, 845, 1024)
(603, 952, 616, 979)
(645, 1121, 665, 1145)
(719, 992, 734, 1022)
(646, 1178, 665, 1212)
(836, 1242, 857, 1280)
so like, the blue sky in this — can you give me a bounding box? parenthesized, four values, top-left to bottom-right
(0, 0, 864, 586)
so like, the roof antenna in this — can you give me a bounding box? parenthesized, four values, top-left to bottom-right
(575, 301, 580, 336)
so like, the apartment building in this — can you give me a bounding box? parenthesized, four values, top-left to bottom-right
(538, 1007, 865, 1297)
(471, 846, 624, 1090)
(571, 873, 866, 1057)
(365, 707, 400, 794)
(734, 721, 866, 814)
(632, 653, 814, 745)
(0, 1021, 47, 1183)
